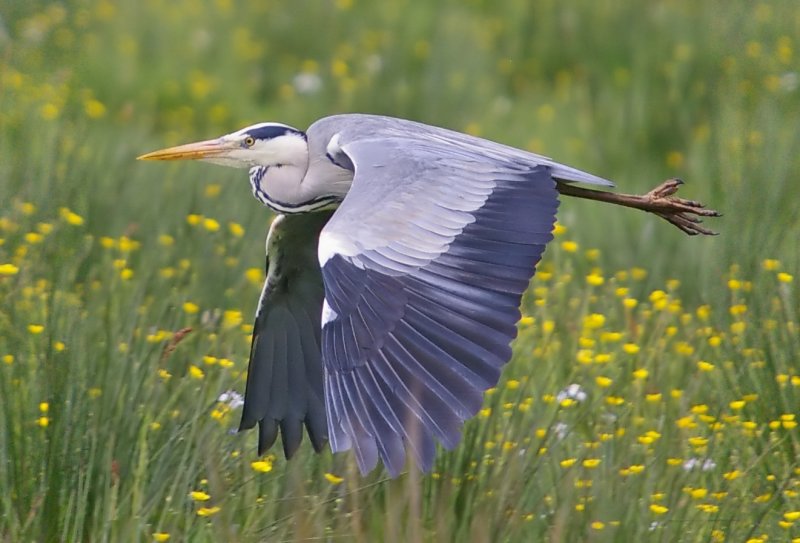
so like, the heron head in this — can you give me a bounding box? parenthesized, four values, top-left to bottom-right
(138, 123, 309, 170)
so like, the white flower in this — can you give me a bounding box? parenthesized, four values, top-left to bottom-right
(780, 72, 799, 92)
(553, 422, 570, 440)
(556, 383, 587, 403)
(682, 457, 716, 472)
(217, 390, 244, 409)
(293, 73, 322, 95)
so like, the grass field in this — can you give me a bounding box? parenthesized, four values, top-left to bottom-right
(1, 0, 799, 541)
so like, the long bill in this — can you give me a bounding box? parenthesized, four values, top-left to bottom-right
(137, 139, 236, 161)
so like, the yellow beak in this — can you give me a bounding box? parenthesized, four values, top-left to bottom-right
(137, 138, 236, 161)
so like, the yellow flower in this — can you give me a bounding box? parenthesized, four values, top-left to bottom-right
(39, 402, 49, 413)
(40, 103, 60, 120)
(99, 237, 116, 249)
(186, 214, 203, 226)
(552, 223, 566, 235)
(622, 343, 640, 354)
(59, 207, 84, 226)
(251, 458, 273, 473)
(324, 472, 344, 484)
(0, 263, 19, 275)
(688, 436, 708, 447)
(158, 234, 175, 246)
(561, 240, 578, 252)
(650, 504, 669, 515)
(586, 272, 604, 286)
(218, 358, 235, 368)
(228, 222, 245, 237)
(37, 416, 49, 428)
(632, 368, 648, 380)
(729, 400, 745, 410)
(506, 379, 520, 390)
(183, 302, 200, 314)
(19, 202, 36, 215)
(560, 458, 577, 468)
(596, 376, 612, 388)
(223, 310, 243, 329)
(28, 324, 44, 335)
(778, 272, 793, 283)
(189, 491, 210, 501)
(723, 470, 741, 480)
(762, 259, 780, 270)
(152, 533, 171, 542)
(730, 322, 746, 335)
(582, 458, 601, 468)
(189, 365, 204, 379)
(689, 487, 708, 499)
(729, 304, 747, 316)
(583, 313, 605, 329)
(84, 99, 107, 119)
(2, 355, 14, 365)
(24, 232, 43, 244)
(203, 218, 220, 232)
(197, 506, 221, 517)
(118, 236, 140, 252)
(590, 521, 605, 530)
(622, 297, 638, 309)
(120, 268, 134, 280)
(697, 361, 715, 372)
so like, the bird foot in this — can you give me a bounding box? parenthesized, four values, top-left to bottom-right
(642, 178, 721, 236)
(555, 178, 721, 236)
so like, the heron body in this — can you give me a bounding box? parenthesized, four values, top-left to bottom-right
(140, 113, 718, 476)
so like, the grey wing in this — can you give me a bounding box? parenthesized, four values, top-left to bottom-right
(316, 121, 592, 476)
(239, 211, 334, 458)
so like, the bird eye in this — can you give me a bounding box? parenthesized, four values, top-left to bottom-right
(244, 136, 256, 147)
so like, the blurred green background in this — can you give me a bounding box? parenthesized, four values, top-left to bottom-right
(3, 0, 798, 283)
(1, 1, 798, 541)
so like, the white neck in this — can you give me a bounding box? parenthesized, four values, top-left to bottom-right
(249, 165, 338, 213)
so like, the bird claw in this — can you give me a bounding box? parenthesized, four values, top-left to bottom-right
(645, 179, 721, 236)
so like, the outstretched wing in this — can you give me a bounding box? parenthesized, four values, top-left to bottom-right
(239, 211, 334, 458)
(315, 117, 611, 476)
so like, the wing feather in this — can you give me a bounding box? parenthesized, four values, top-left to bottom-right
(239, 211, 333, 458)
(310, 117, 564, 475)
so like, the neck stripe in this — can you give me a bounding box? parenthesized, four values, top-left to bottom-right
(249, 167, 338, 213)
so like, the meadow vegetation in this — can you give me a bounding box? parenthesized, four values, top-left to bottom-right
(1, 0, 798, 540)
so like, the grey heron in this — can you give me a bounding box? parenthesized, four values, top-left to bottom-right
(139, 114, 718, 476)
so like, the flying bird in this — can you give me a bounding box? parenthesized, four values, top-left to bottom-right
(139, 114, 718, 476)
